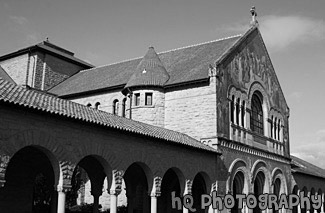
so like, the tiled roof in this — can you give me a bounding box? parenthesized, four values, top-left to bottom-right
(49, 35, 241, 97)
(0, 66, 16, 85)
(291, 155, 325, 179)
(0, 41, 94, 68)
(124, 47, 170, 90)
(0, 78, 218, 154)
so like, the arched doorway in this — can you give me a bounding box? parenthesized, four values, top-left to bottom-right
(292, 186, 299, 213)
(253, 171, 265, 213)
(317, 189, 322, 213)
(310, 188, 315, 213)
(67, 155, 108, 213)
(273, 178, 281, 213)
(1, 146, 57, 213)
(124, 163, 151, 213)
(232, 172, 245, 213)
(301, 187, 308, 213)
(192, 173, 208, 213)
(158, 168, 183, 213)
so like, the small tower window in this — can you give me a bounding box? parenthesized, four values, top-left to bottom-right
(95, 102, 100, 110)
(250, 92, 264, 135)
(86, 103, 92, 107)
(145, 93, 153, 106)
(122, 98, 127, 117)
(113, 99, 119, 115)
(134, 93, 140, 106)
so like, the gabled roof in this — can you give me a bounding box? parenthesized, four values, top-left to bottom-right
(49, 35, 241, 97)
(291, 155, 325, 179)
(124, 47, 170, 90)
(0, 66, 16, 85)
(0, 41, 94, 68)
(0, 78, 218, 154)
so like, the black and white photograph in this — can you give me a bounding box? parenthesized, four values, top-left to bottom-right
(0, 0, 324, 212)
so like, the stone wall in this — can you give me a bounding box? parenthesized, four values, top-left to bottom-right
(70, 89, 128, 116)
(0, 53, 29, 85)
(164, 82, 217, 140)
(131, 89, 165, 127)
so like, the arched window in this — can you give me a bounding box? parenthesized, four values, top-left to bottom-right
(274, 118, 277, 140)
(271, 116, 274, 138)
(241, 101, 245, 127)
(250, 92, 264, 135)
(278, 120, 281, 141)
(236, 98, 240, 125)
(113, 99, 119, 115)
(122, 98, 127, 117)
(86, 103, 92, 107)
(95, 102, 100, 110)
(230, 96, 235, 123)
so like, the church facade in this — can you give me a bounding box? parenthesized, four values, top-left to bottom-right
(0, 10, 324, 213)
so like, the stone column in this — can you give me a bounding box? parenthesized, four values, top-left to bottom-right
(150, 177, 162, 213)
(297, 189, 301, 213)
(110, 190, 119, 213)
(321, 193, 324, 213)
(57, 186, 70, 213)
(183, 180, 193, 213)
(110, 170, 124, 213)
(92, 193, 100, 213)
(307, 191, 311, 213)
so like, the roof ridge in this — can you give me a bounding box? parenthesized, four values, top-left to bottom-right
(158, 34, 242, 54)
(79, 34, 242, 73)
(79, 56, 143, 73)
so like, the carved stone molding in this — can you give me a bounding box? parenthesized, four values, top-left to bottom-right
(150, 176, 162, 197)
(110, 170, 124, 195)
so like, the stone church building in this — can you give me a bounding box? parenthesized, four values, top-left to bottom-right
(0, 8, 324, 213)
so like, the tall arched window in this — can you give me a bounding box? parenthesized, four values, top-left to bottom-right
(241, 101, 245, 127)
(274, 118, 277, 140)
(236, 98, 240, 125)
(113, 99, 119, 115)
(122, 98, 127, 117)
(278, 120, 281, 141)
(230, 96, 235, 123)
(271, 116, 274, 138)
(250, 92, 264, 135)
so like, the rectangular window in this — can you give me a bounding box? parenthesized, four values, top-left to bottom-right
(145, 93, 152, 105)
(134, 93, 140, 106)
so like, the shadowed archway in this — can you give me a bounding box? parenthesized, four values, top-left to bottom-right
(0, 146, 57, 213)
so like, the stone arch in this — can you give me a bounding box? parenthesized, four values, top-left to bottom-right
(0, 129, 74, 187)
(158, 167, 185, 213)
(301, 186, 308, 213)
(192, 172, 210, 213)
(292, 185, 299, 213)
(227, 159, 251, 194)
(317, 188, 323, 213)
(247, 82, 270, 117)
(123, 162, 153, 213)
(271, 167, 288, 194)
(1, 146, 58, 212)
(251, 160, 271, 193)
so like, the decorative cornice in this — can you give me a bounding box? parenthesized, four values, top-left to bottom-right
(216, 137, 290, 164)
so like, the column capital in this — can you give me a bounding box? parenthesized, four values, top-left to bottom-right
(110, 169, 124, 195)
(57, 185, 71, 193)
(150, 176, 162, 197)
(184, 179, 193, 195)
